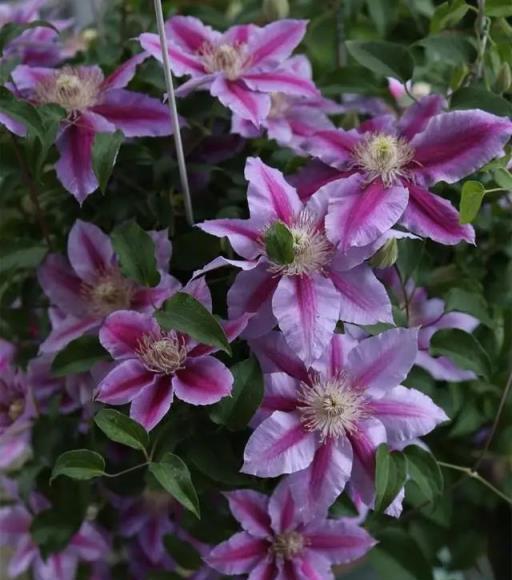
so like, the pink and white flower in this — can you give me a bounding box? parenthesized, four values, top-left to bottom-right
(243, 328, 448, 517)
(304, 96, 512, 248)
(8, 55, 173, 202)
(37, 220, 179, 354)
(139, 16, 320, 126)
(198, 157, 393, 365)
(97, 279, 247, 430)
(207, 480, 375, 579)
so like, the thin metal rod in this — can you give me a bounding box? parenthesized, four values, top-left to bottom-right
(152, 0, 194, 226)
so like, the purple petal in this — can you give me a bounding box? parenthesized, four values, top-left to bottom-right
(37, 254, 86, 316)
(225, 490, 272, 538)
(92, 89, 173, 137)
(329, 264, 393, 325)
(268, 479, 302, 534)
(288, 161, 348, 202)
(68, 220, 114, 283)
(303, 519, 376, 564)
(207, 532, 267, 575)
(70, 523, 109, 560)
(242, 70, 320, 98)
(99, 310, 159, 360)
(56, 112, 115, 204)
(248, 20, 307, 68)
(248, 559, 278, 580)
(165, 15, 221, 52)
(197, 217, 264, 260)
(242, 411, 316, 477)
(249, 332, 309, 381)
(183, 276, 213, 312)
(210, 77, 270, 125)
(227, 264, 279, 338)
(410, 109, 512, 185)
(289, 437, 353, 519)
(173, 356, 232, 405)
(101, 53, 148, 91)
(311, 333, 358, 379)
(138, 32, 205, 76)
(149, 229, 172, 271)
(131, 273, 181, 312)
(415, 351, 476, 382)
(97, 359, 154, 405)
(397, 95, 445, 141)
(255, 372, 300, 425)
(222, 24, 258, 45)
(33, 553, 77, 580)
(39, 316, 99, 354)
(130, 375, 173, 430)
(0, 506, 30, 539)
(10, 64, 54, 90)
(369, 385, 448, 442)
(7, 535, 37, 578)
(272, 274, 341, 367)
(305, 129, 360, 170)
(245, 157, 302, 224)
(325, 174, 409, 251)
(401, 182, 475, 245)
(346, 327, 419, 395)
(0, 111, 26, 136)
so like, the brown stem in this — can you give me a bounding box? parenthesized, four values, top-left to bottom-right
(10, 134, 53, 250)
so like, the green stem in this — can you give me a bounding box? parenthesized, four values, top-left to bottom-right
(104, 462, 149, 478)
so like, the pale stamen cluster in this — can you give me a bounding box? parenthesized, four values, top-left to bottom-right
(298, 372, 366, 441)
(137, 332, 187, 375)
(353, 133, 415, 186)
(268, 211, 335, 277)
(270, 531, 306, 560)
(35, 66, 103, 113)
(200, 42, 248, 81)
(81, 270, 134, 318)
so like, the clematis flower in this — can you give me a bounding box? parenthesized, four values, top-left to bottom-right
(0, 481, 109, 580)
(0, 339, 35, 469)
(231, 55, 340, 153)
(8, 55, 173, 202)
(304, 96, 512, 248)
(242, 328, 448, 517)
(96, 279, 247, 430)
(139, 16, 320, 126)
(37, 220, 179, 354)
(206, 480, 375, 578)
(198, 156, 394, 365)
(379, 268, 479, 381)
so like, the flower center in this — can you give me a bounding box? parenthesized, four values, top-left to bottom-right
(353, 133, 414, 186)
(137, 332, 187, 375)
(201, 42, 248, 81)
(82, 270, 134, 318)
(297, 373, 366, 441)
(35, 66, 103, 112)
(8, 398, 24, 422)
(267, 212, 334, 277)
(271, 531, 305, 560)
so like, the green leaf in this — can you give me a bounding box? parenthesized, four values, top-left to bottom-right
(367, 0, 399, 35)
(51, 450, 106, 482)
(430, 0, 470, 33)
(149, 453, 200, 518)
(264, 222, 294, 266)
(92, 130, 124, 193)
(210, 358, 264, 430)
(51, 336, 110, 377)
(346, 40, 414, 82)
(486, 0, 512, 17)
(459, 181, 485, 224)
(404, 446, 444, 502)
(417, 34, 476, 65)
(375, 444, 407, 512)
(164, 535, 202, 570)
(493, 168, 512, 190)
(111, 220, 161, 287)
(445, 287, 493, 327)
(430, 328, 492, 380)
(320, 66, 386, 96)
(0, 87, 44, 141)
(451, 87, 512, 116)
(156, 292, 231, 355)
(94, 409, 149, 453)
(0, 243, 46, 274)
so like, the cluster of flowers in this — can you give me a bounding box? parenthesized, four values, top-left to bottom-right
(1, 5, 512, 579)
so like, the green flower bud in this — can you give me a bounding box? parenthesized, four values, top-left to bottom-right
(263, 0, 289, 21)
(369, 238, 398, 269)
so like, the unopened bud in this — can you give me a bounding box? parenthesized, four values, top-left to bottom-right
(369, 238, 398, 269)
(495, 63, 511, 94)
(263, 0, 289, 20)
